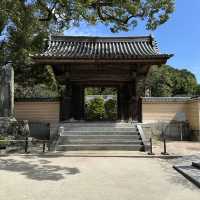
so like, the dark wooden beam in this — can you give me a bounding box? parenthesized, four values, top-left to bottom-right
(33, 58, 168, 65)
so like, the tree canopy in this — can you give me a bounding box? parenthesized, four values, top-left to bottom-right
(1, 0, 175, 34)
(36, 0, 175, 32)
(146, 65, 200, 97)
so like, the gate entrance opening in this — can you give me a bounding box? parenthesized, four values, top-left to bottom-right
(84, 87, 117, 121)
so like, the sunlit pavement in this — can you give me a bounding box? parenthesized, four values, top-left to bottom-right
(0, 155, 199, 200)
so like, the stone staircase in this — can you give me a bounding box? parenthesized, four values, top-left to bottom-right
(55, 122, 144, 151)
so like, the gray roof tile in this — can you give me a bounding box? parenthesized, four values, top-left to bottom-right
(33, 35, 172, 60)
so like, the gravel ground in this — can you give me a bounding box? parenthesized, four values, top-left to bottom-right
(0, 155, 199, 200)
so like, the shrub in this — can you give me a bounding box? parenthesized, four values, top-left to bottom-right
(0, 135, 8, 149)
(104, 99, 117, 120)
(86, 97, 105, 120)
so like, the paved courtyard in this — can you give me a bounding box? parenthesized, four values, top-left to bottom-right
(0, 155, 199, 200)
(153, 141, 200, 156)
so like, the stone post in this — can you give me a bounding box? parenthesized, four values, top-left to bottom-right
(0, 63, 15, 134)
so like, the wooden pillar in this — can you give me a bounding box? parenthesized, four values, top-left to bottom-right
(132, 78, 138, 122)
(118, 84, 130, 121)
(81, 86, 85, 120)
(128, 71, 139, 122)
(60, 80, 72, 121)
(138, 97, 142, 123)
(132, 96, 139, 122)
(72, 84, 85, 120)
(72, 84, 80, 120)
(135, 75, 146, 122)
(128, 82, 133, 122)
(130, 73, 145, 122)
(123, 84, 130, 121)
(121, 85, 127, 121)
(117, 87, 122, 120)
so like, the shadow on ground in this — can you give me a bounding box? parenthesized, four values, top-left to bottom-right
(0, 158, 80, 181)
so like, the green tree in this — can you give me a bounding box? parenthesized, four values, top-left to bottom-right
(146, 65, 173, 96)
(0, 0, 58, 96)
(171, 69, 197, 96)
(146, 65, 199, 97)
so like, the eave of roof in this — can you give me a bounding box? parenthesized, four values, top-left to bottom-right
(32, 57, 172, 65)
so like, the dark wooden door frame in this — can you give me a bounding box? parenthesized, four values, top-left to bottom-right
(60, 82, 142, 122)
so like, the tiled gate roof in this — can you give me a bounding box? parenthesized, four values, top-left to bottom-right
(33, 35, 172, 60)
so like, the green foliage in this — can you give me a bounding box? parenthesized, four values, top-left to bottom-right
(85, 87, 117, 95)
(86, 97, 105, 120)
(37, 0, 175, 32)
(0, 0, 174, 34)
(196, 85, 200, 95)
(104, 99, 117, 120)
(15, 84, 59, 98)
(0, 135, 8, 147)
(146, 65, 199, 97)
(0, 1, 57, 91)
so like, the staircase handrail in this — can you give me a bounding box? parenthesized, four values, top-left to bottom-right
(136, 124, 150, 152)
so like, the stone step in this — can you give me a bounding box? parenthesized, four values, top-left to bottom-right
(57, 138, 142, 145)
(192, 162, 200, 169)
(56, 144, 144, 151)
(62, 131, 139, 136)
(55, 122, 143, 152)
(61, 127, 137, 132)
(173, 165, 200, 188)
(61, 122, 136, 128)
(59, 135, 141, 140)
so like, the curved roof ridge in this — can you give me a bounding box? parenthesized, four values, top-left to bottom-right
(50, 35, 152, 41)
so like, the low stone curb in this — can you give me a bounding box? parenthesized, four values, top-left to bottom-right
(192, 162, 200, 169)
(0, 151, 181, 159)
(173, 165, 200, 188)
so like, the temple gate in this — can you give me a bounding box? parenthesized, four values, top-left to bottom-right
(32, 35, 171, 122)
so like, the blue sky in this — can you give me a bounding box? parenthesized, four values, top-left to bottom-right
(64, 0, 200, 83)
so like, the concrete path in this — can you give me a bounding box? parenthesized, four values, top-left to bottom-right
(0, 155, 199, 200)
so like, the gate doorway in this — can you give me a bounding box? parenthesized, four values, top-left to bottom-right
(60, 82, 142, 122)
(84, 87, 118, 121)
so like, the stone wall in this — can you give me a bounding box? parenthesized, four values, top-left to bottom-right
(142, 97, 189, 123)
(187, 99, 200, 141)
(142, 97, 200, 141)
(12, 96, 200, 141)
(14, 99, 60, 124)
